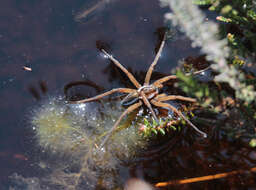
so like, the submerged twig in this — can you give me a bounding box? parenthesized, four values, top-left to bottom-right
(75, 0, 114, 21)
(155, 166, 256, 187)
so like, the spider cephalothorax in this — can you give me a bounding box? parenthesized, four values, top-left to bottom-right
(138, 85, 159, 99)
(70, 33, 207, 147)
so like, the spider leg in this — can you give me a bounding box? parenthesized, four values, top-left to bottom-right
(99, 101, 143, 148)
(101, 49, 141, 89)
(153, 75, 177, 88)
(153, 67, 212, 89)
(154, 93, 167, 98)
(144, 33, 166, 85)
(151, 100, 207, 138)
(69, 88, 136, 104)
(140, 91, 159, 123)
(120, 91, 139, 106)
(155, 94, 196, 103)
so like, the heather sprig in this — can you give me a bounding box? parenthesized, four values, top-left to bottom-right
(159, 0, 256, 103)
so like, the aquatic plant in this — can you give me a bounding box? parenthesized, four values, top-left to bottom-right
(30, 95, 150, 189)
(31, 97, 92, 156)
(139, 117, 179, 136)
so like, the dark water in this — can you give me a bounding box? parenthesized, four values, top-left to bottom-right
(0, 0, 256, 189)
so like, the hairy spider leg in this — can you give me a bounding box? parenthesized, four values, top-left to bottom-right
(140, 91, 159, 123)
(153, 75, 178, 88)
(70, 88, 136, 104)
(155, 94, 196, 103)
(144, 33, 166, 85)
(99, 101, 143, 148)
(151, 100, 207, 138)
(121, 91, 139, 106)
(101, 49, 141, 89)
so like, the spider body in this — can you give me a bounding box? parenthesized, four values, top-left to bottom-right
(70, 34, 207, 148)
(121, 85, 158, 106)
(138, 85, 158, 99)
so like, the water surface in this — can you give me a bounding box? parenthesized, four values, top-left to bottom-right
(0, 0, 256, 189)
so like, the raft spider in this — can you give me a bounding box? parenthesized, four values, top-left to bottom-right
(70, 34, 207, 147)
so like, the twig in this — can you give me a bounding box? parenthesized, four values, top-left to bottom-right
(155, 167, 256, 187)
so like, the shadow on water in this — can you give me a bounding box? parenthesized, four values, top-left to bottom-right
(0, 0, 256, 189)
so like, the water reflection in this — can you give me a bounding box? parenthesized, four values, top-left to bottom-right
(28, 81, 48, 100)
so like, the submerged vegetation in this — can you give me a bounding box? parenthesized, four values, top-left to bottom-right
(29, 96, 149, 189)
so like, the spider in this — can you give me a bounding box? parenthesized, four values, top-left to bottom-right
(70, 34, 207, 148)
